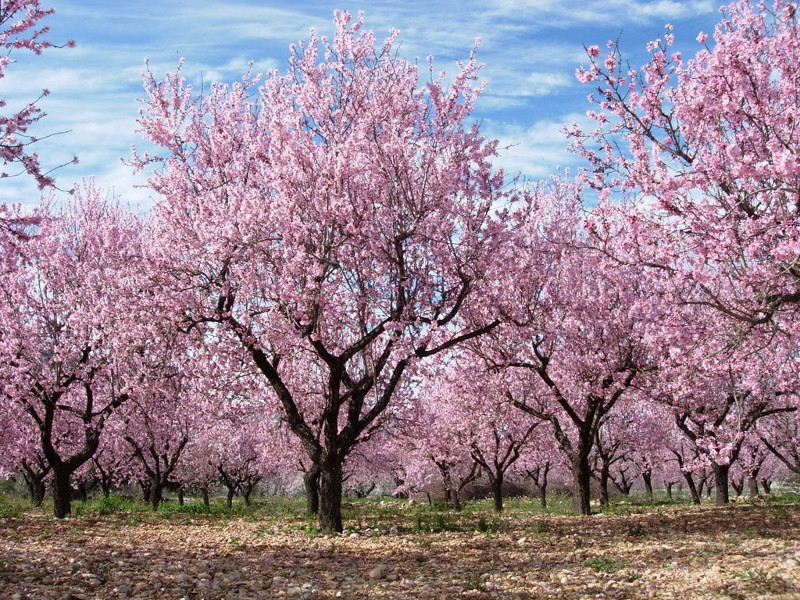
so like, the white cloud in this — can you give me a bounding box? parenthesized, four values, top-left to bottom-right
(485, 112, 591, 181)
(483, 0, 715, 24)
(0, 0, 724, 213)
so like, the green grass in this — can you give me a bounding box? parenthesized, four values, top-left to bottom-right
(1, 488, 798, 530)
(583, 556, 627, 572)
(72, 495, 142, 516)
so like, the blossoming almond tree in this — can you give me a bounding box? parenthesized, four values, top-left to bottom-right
(569, 0, 800, 331)
(648, 296, 799, 505)
(488, 179, 667, 515)
(0, 184, 143, 517)
(133, 12, 507, 533)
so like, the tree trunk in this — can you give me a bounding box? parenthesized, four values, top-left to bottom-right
(21, 463, 49, 508)
(75, 480, 88, 502)
(598, 464, 610, 508)
(731, 476, 744, 497)
(747, 476, 759, 497)
(27, 477, 47, 507)
(451, 489, 462, 512)
(178, 487, 185, 505)
(140, 480, 152, 504)
(712, 463, 729, 505)
(572, 454, 592, 515)
(303, 465, 320, 516)
(491, 474, 504, 513)
(537, 484, 547, 509)
(318, 456, 344, 534)
(642, 471, 654, 503)
(760, 478, 771, 494)
(202, 487, 210, 508)
(150, 482, 165, 510)
(665, 482, 673, 501)
(225, 486, 235, 509)
(682, 471, 702, 505)
(52, 466, 72, 519)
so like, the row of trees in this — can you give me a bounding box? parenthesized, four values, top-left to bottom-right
(1, 1, 799, 533)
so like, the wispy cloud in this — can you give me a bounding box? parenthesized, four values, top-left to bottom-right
(0, 0, 723, 209)
(486, 112, 592, 181)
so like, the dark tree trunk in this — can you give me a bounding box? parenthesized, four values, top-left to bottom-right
(178, 487, 185, 505)
(318, 456, 343, 534)
(642, 471, 654, 503)
(150, 482, 165, 511)
(202, 487, 210, 508)
(20, 461, 49, 508)
(665, 482, 673, 501)
(491, 473, 504, 513)
(140, 480, 152, 504)
(526, 465, 550, 509)
(303, 465, 320, 516)
(682, 471, 702, 505)
(225, 486, 235, 509)
(52, 466, 72, 519)
(75, 480, 88, 502)
(572, 454, 592, 515)
(760, 478, 771, 494)
(612, 470, 633, 495)
(26, 476, 47, 507)
(712, 463, 729, 505)
(240, 476, 261, 506)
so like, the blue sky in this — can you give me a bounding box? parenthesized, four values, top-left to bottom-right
(2, 0, 724, 209)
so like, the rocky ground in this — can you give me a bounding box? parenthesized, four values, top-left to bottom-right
(1, 500, 799, 599)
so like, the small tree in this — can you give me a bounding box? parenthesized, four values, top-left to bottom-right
(489, 180, 664, 515)
(0, 185, 142, 517)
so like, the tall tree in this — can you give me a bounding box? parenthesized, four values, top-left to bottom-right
(133, 12, 507, 532)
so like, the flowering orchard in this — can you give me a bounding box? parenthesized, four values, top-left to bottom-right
(1, 1, 799, 533)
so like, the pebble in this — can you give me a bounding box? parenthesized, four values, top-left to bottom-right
(368, 566, 386, 580)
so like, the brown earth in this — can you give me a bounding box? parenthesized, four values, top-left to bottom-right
(1, 501, 799, 599)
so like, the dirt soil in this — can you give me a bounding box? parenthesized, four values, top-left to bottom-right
(1, 502, 799, 599)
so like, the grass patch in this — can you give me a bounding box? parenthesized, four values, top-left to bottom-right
(72, 495, 141, 516)
(0, 503, 21, 519)
(583, 556, 627, 572)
